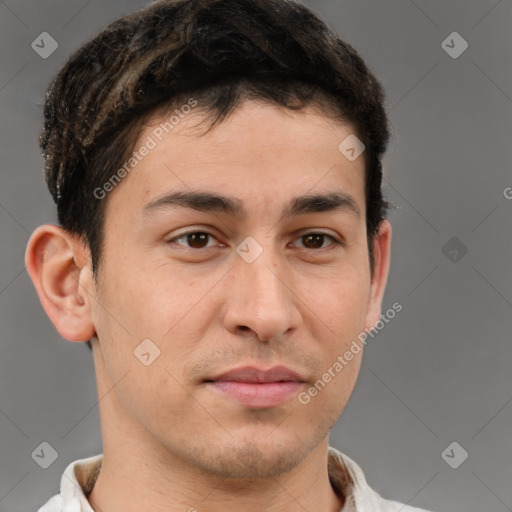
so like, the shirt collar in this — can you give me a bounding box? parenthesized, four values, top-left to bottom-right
(50, 447, 397, 511)
(59, 453, 102, 512)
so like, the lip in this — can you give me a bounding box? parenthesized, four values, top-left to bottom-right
(205, 365, 307, 408)
(208, 365, 305, 383)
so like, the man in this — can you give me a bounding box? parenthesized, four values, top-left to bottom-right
(26, 0, 432, 510)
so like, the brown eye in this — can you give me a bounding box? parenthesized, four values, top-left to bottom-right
(171, 231, 217, 249)
(295, 232, 339, 250)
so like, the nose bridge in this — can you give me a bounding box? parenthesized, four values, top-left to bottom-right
(226, 233, 300, 340)
(254, 252, 285, 299)
(237, 233, 288, 302)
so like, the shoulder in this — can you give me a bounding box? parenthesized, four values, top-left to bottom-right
(36, 453, 103, 512)
(37, 493, 61, 512)
(375, 498, 432, 512)
(328, 446, 434, 512)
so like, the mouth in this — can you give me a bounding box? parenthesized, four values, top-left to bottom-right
(204, 365, 307, 408)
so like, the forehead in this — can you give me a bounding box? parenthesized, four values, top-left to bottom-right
(104, 100, 366, 220)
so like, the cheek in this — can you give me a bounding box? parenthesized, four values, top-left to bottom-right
(94, 260, 216, 390)
(120, 364, 190, 428)
(297, 351, 362, 433)
(315, 272, 370, 341)
(98, 256, 183, 337)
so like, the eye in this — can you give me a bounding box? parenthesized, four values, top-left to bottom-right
(168, 230, 342, 251)
(293, 232, 342, 251)
(170, 231, 219, 249)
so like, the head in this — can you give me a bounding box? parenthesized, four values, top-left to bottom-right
(26, 0, 392, 479)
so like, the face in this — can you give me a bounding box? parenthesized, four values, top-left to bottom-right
(87, 100, 389, 478)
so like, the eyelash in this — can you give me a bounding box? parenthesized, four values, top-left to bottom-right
(168, 230, 343, 252)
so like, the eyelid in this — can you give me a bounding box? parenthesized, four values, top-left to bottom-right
(293, 230, 344, 249)
(168, 228, 344, 250)
(167, 227, 224, 248)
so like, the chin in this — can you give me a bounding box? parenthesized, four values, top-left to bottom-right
(188, 435, 315, 480)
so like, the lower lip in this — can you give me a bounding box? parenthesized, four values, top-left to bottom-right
(208, 381, 304, 408)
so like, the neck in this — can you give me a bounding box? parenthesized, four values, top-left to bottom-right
(88, 427, 344, 512)
(87, 349, 344, 512)
(88, 399, 343, 511)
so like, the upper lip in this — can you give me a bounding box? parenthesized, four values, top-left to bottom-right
(206, 365, 306, 383)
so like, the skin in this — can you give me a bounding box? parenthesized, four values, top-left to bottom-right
(26, 100, 391, 512)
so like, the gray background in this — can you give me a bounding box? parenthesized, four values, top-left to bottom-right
(1, 0, 511, 511)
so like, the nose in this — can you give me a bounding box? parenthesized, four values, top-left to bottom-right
(223, 244, 302, 342)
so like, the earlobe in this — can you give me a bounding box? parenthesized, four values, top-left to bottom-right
(25, 224, 96, 342)
(364, 220, 392, 330)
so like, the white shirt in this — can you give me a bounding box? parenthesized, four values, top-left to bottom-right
(38, 446, 432, 511)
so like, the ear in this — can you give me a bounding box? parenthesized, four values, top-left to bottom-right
(364, 220, 392, 330)
(25, 224, 96, 342)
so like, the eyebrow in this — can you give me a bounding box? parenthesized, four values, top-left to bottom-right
(141, 189, 361, 221)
